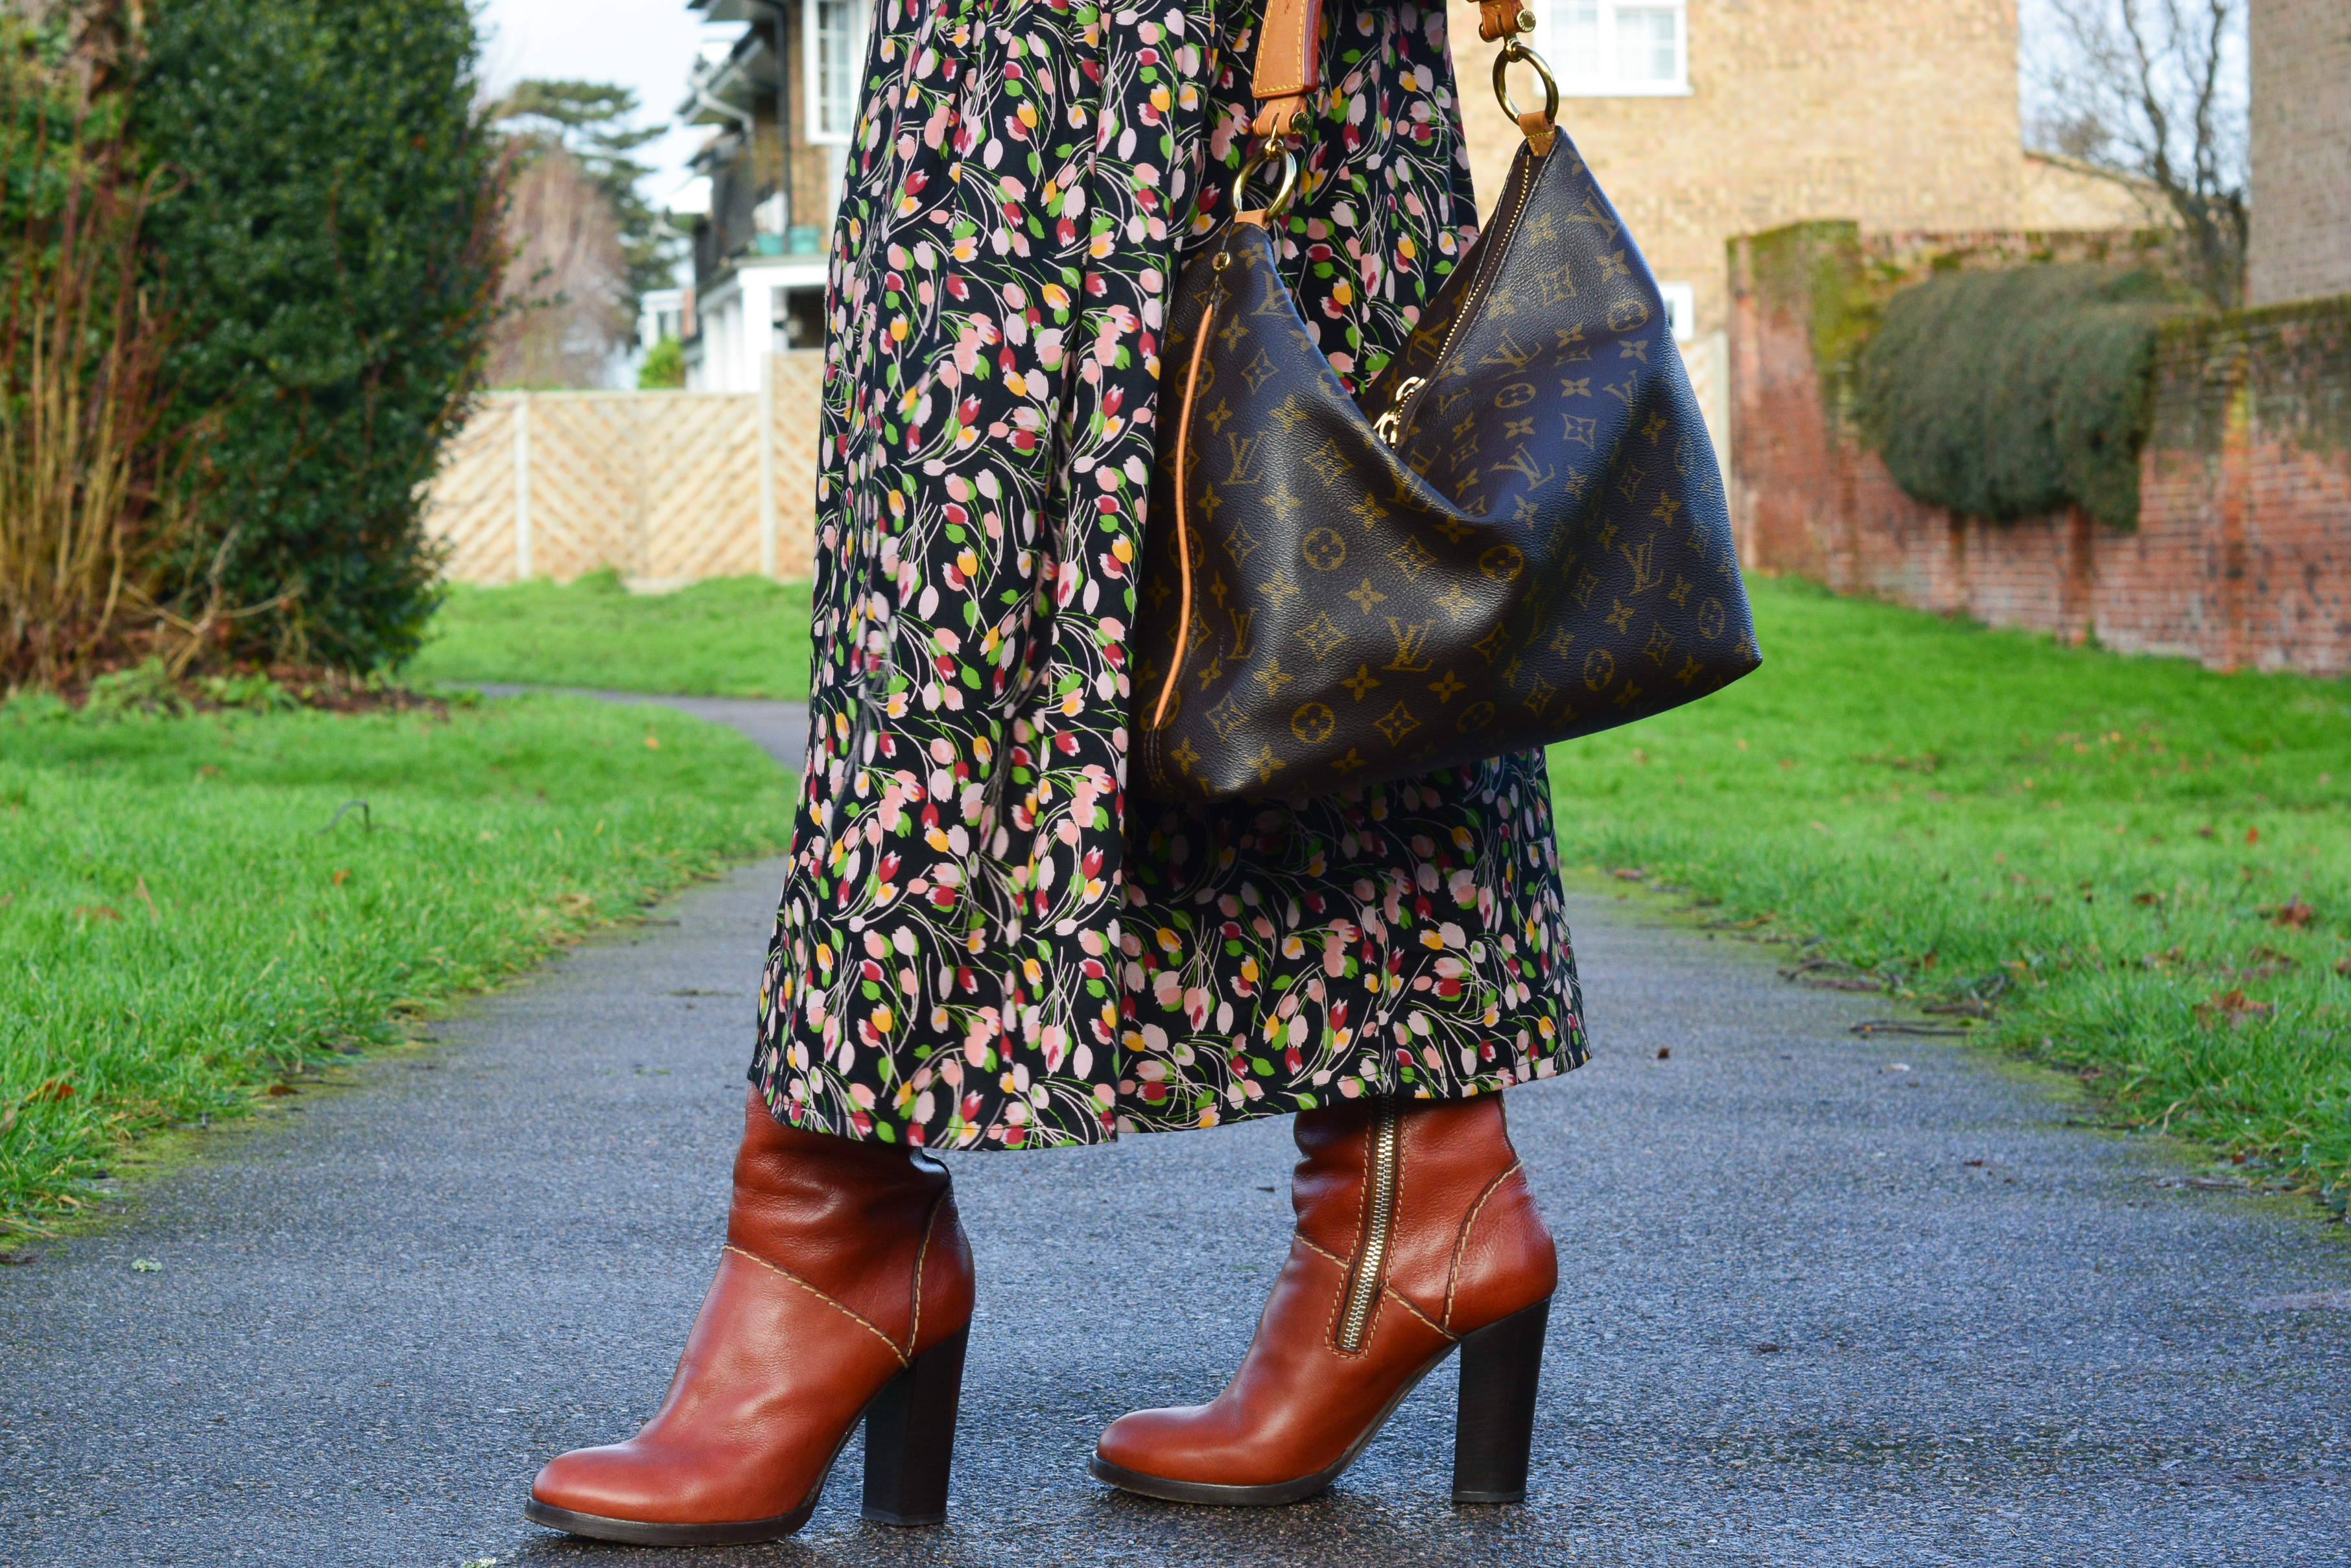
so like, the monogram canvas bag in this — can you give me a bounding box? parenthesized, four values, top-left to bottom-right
(1131, 1, 1762, 802)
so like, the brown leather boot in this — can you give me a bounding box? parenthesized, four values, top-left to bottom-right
(525, 1090, 975, 1544)
(1091, 1093, 1556, 1505)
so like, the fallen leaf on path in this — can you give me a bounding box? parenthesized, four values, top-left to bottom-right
(1655, 1047, 1671, 1060)
(265, 1083, 301, 1097)
(130, 1258, 162, 1272)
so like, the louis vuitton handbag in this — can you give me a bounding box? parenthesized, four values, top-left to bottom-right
(1131, 0, 1761, 801)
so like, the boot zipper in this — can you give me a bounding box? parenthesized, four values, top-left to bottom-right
(1376, 142, 1544, 449)
(1336, 1102, 1402, 1353)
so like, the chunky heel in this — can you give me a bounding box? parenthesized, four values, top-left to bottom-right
(1450, 1296, 1550, 1504)
(860, 1327, 968, 1525)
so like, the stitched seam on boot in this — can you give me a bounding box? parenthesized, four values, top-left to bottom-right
(907, 1189, 949, 1357)
(1441, 1160, 1523, 1333)
(1301, 1235, 1454, 1342)
(1312, 1234, 1366, 1359)
(722, 1243, 911, 1366)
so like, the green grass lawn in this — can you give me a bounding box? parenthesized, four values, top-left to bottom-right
(1547, 575, 2350, 1206)
(0, 695, 793, 1234)
(405, 571, 814, 699)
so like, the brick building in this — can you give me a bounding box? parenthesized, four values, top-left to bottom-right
(1447, 0, 2144, 462)
(668, 0, 871, 392)
(2248, 0, 2351, 307)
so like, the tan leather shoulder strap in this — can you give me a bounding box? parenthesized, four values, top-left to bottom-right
(1248, 0, 1323, 142)
(1478, 1, 1531, 42)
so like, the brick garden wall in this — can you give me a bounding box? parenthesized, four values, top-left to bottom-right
(1729, 223, 2351, 677)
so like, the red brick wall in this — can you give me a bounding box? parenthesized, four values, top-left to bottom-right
(1729, 226, 2351, 677)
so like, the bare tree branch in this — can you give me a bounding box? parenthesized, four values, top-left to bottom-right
(2023, 0, 2247, 308)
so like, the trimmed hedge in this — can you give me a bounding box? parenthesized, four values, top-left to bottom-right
(137, 0, 502, 670)
(1854, 265, 2199, 531)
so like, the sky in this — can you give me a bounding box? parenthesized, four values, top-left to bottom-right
(475, 0, 736, 205)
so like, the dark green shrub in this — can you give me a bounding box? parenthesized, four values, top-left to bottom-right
(136, 0, 504, 670)
(1854, 265, 2200, 531)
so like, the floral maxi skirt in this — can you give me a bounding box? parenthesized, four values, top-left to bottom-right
(749, 0, 1589, 1150)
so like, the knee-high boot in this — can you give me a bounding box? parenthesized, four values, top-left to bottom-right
(526, 1090, 975, 1544)
(1091, 1092, 1556, 1505)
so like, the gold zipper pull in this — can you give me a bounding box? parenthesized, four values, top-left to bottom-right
(1336, 1101, 1402, 1353)
(1373, 377, 1426, 447)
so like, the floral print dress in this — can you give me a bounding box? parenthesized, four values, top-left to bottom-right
(750, 0, 1587, 1149)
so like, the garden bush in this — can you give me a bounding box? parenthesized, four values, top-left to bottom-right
(135, 0, 504, 671)
(1854, 264, 2199, 531)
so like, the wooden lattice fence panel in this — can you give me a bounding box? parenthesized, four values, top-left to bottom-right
(421, 360, 823, 587)
(641, 393, 761, 583)
(526, 396, 646, 579)
(427, 399, 520, 583)
(770, 351, 824, 581)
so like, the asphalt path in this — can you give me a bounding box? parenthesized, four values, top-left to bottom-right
(6, 697, 2349, 1567)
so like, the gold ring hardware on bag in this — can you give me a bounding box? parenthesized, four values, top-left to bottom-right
(1493, 41, 1559, 126)
(1233, 144, 1301, 221)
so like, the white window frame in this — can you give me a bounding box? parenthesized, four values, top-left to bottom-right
(1657, 281, 1695, 342)
(1532, 1, 1691, 98)
(803, 0, 869, 146)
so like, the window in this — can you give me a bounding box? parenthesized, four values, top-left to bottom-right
(805, 0, 868, 145)
(1657, 281, 1695, 342)
(1537, 1, 1688, 97)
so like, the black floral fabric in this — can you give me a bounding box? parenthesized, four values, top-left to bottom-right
(750, 0, 1587, 1149)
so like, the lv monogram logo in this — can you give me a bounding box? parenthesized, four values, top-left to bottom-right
(1225, 432, 1268, 485)
(1384, 618, 1437, 672)
(1493, 445, 1555, 491)
(1480, 331, 1537, 372)
(1620, 534, 1665, 594)
(1568, 196, 1620, 240)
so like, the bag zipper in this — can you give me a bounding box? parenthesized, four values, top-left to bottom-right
(1378, 141, 1546, 449)
(1335, 1101, 1402, 1353)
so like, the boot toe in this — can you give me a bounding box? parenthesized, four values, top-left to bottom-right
(1096, 1405, 1288, 1488)
(1094, 1406, 1189, 1476)
(530, 1442, 654, 1519)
